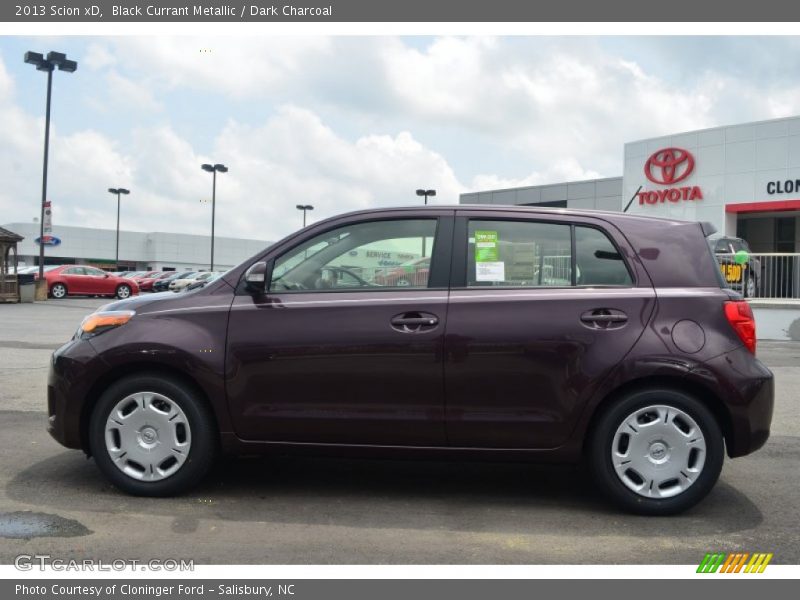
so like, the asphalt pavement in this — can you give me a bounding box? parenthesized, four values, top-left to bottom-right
(0, 298, 798, 564)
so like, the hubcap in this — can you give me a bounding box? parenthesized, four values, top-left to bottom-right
(118, 286, 130, 298)
(611, 404, 706, 499)
(52, 285, 65, 298)
(104, 392, 191, 482)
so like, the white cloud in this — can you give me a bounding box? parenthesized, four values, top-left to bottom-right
(470, 158, 603, 192)
(84, 43, 116, 70)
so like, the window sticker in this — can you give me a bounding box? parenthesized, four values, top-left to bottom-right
(474, 230, 505, 282)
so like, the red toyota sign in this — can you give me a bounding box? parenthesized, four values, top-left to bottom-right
(639, 147, 702, 206)
(644, 147, 695, 184)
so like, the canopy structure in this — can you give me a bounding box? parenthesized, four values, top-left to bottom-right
(0, 226, 23, 302)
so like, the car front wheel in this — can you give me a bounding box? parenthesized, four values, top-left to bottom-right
(588, 388, 724, 515)
(89, 374, 218, 496)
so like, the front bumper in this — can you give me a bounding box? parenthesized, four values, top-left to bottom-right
(47, 338, 103, 451)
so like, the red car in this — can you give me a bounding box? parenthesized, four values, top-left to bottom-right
(375, 256, 430, 287)
(131, 271, 164, 292)
(40, 265, 140, 299)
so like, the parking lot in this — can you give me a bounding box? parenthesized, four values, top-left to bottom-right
(0, 298, 799, 564)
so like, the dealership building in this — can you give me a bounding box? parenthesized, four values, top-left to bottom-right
(461, 115, 800, 254)
(1, 222, 269, 272)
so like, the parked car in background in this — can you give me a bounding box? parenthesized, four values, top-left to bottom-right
(152, 271, 191, 292)
(130, 271, 164, 292)
(374, 256, 430, 287)
(168, 271, 202, 292)
(709, 236, 761, 298)
(38, 265, 139, 299)
(48, 206, 773, 515)
(182, 271, 223, 292)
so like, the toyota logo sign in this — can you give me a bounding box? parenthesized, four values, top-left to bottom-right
(644, 147, 695, 185)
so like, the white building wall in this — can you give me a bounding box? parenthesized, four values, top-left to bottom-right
(3, 222, 270, 271)
(460, 177, 623, 211)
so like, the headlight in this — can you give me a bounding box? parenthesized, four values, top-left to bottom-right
(78, 310, 135, 339)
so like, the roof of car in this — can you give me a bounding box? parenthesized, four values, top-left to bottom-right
(328, 204, 698, 228)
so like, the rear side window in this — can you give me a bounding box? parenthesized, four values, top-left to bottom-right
(467, 220, 572, 287)
(466, 220, 633, 288)
(575, 226, 633, 286)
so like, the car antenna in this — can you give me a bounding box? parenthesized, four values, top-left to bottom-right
(623, 185, 643, 213)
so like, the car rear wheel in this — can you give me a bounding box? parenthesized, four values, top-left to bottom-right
(50, 283, 67, 299)
(588, 388, 724, 515)
(89, 374, 218, 496)
(745, 274, 757, 298)
(116, 284, 132, 299)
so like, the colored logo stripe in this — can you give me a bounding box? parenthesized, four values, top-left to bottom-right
(697, 552, 773, 573)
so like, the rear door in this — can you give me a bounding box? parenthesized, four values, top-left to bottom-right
(61, 267, 88, 294)
(444, 211, 655, 449)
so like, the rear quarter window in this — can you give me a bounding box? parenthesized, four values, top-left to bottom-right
(575, 226, 633, 286)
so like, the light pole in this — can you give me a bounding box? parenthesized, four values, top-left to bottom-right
(24, 50, 78, 289)
(416, 189, 436, 256)
(296, 204, 314, 228)
(416, 188, 436, 205)
(108, 188, 130, 269)
(201, 163, 228, 271)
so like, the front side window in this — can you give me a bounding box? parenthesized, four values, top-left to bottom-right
(270, 219, 437, 292)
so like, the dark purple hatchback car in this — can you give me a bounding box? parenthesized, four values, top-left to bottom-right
(48, 206, 773, 514)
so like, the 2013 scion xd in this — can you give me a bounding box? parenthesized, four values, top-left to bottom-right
(47, 206, 774, 515)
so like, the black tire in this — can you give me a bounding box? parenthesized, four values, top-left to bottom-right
(588, 388, 724, 515)
(744, 274, 757, 298)
(89, 374, 218, 496)
(115, 284, 132, 299)
(50, 282, 68, 299)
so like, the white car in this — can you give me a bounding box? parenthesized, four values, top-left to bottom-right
(168, 271, 213, 291)
(169, 271, 200, 292)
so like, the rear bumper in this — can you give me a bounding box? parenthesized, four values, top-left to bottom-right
(688, 346, 774, 458)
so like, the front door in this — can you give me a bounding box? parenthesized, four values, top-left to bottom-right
(444, 213, 655, 449)
(226, 213, 453, 446)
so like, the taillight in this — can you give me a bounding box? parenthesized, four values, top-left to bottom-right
(724, 300, 756, 354)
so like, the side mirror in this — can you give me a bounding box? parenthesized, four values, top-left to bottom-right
(244, 261, 268, 293)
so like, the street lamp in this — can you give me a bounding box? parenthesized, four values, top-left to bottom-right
(296, 204, 314, 228)
(416, 188, 436, 205)
(201, 163, 228, 271)
(108, 188, 130, 268)
(416, 189, 436, 257)
(24, 50, 78, 286)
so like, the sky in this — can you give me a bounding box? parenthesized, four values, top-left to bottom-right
(2, 36, 800, 243)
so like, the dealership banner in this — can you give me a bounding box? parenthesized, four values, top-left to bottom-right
(43, 201, 52, 234)
(2, 579, 797, 600)
(3, 0, 800, 22)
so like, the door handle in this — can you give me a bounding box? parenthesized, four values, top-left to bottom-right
(391, 315, 439, 327)
(390, 312, 439, 333)
(580, 309, 628, 329)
